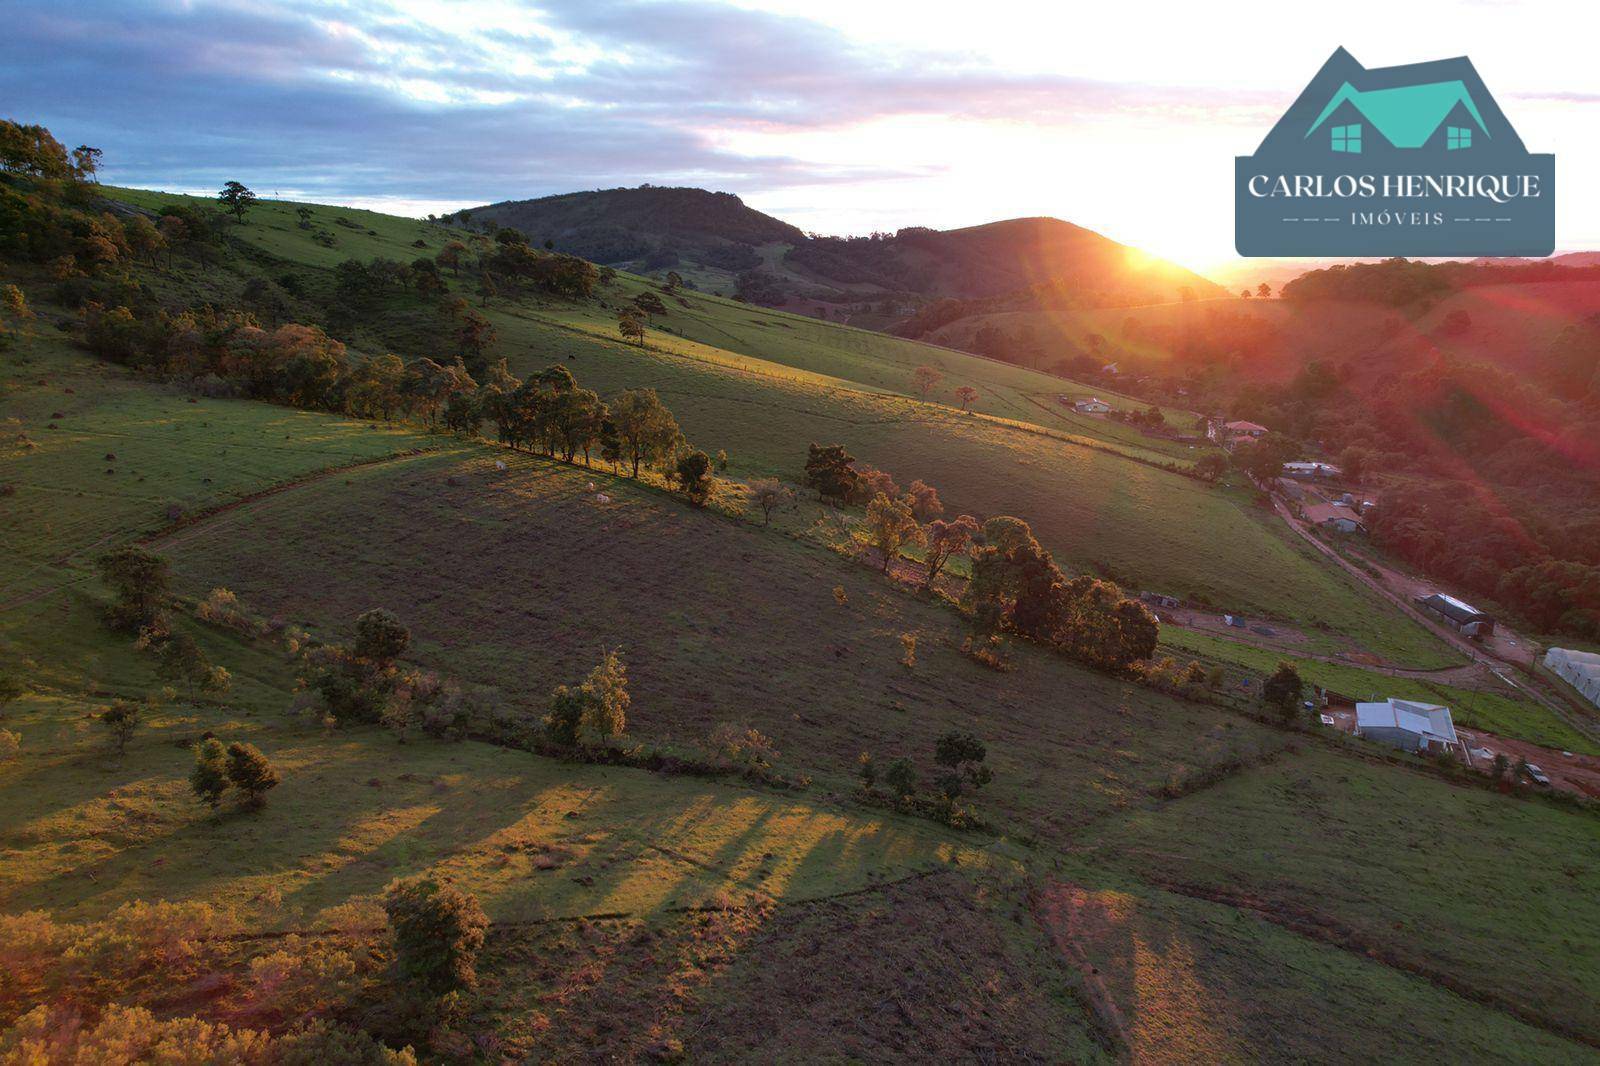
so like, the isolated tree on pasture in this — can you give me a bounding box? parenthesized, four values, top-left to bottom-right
(217, 180, 257, 223)
(155, 631, 227, 698)
(633, 291, 667, 317)
(804, 442, 859, 505)
(97, 545, 170, 632)
(384, 877, 489, 1001)
(865, 492, 923, 572)
(905, 479, 943, 522)
(354, 608, 410, 666)
(1256, 282, 1272, 299)
(189, 738, 230, 809)
(675, 449, 713, 505)
(598, 265, 617, 285)
(1262, 661, 1304, 722)
(934, 731, 992, 797)
(611, 388, 681, 477)
(912, 365, 943, 400)
(225, 741, 280, 808)
(617, 308, 645, 345)
(923, 514, 979, 587)
(1241, 289, 1251, 299)
(70, 144, 102, 181)
(100, 700, 140, 755)
(749, 478, 790, 525)
(953, 385, 978, 412)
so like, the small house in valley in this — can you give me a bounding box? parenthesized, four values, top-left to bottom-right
(1356, 698, 1460, 754)
(1302, 501, 1365, 534)
(1074, 397, 1112, 414)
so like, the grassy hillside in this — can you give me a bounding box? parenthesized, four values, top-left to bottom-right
(7, 168, 1600, 1059)
(96, 186, 1463, 668)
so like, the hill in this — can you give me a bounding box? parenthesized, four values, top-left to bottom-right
(455, 188, 1222, 315)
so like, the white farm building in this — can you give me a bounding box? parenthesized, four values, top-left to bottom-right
(1545, 648, 1600, 709)
(1355, 698, 1460, 754)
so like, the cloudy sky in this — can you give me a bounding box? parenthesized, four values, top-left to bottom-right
(5, 0, 1596, 269)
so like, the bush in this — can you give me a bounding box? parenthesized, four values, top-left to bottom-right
(383, 878, 489, 1001)
(0, 728, 17, 762)
(188, 737, 228, 808)
(884, 757, 918, 799)
(225, 742, 280, 808)
(99, 699, 140, 755)
(707, 722, 779, 771)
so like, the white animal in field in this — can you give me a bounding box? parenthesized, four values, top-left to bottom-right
(595, 493, 611, 503)
(495, 460, 507, 471)
(587, 482, 597, 493)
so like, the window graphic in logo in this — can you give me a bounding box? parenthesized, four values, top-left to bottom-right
(1236, 49, 1554, 256)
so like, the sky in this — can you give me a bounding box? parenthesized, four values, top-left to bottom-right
(4, 0, 1597, 271)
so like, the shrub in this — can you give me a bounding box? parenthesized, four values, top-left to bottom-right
(99, 699, 140, 755)
(899, 632, 917, 668)
(933, 731, 992, 797)
(189, 737, 229, 808)
(707, 722, 779, 771)
(383, 878, 489, 1001)
(355, 607, 410, 664)
(276, 1019, 417, 1065)
(0, 666, 21, 713)
(226, 742, 280, 808)
(857, 751, 877, 791)
(884, 757, 918, 800)
(0, 728, 17, 762)
(544, 649, 629, 748)
(249, 936, 366, 1019)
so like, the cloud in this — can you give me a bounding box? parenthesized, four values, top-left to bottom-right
(0, 0, 1265, 217)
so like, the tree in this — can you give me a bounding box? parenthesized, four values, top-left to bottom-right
(857, 751, 877, 791)
(1193, 452, 1230, 483)
(0, 670, 24, 716)
(354, 608, 410, 666)
(865, 492, 923, 571)
(953, 385, 978, 412)
(383, 878, 489, 1001)
(617, 308, 646, 344)
(190, 738, 229, 809)
(225, 741, 280, 808)
(749, 478, 790, 525)
(1262, 661, 1304, 722)
(97, 545, 170, 632)
(1256, 282, 1272, 300)
(884, 757, 918, 800)
(437, 240, 467, 277)
(911, 365, 942, 400)
(923, 514, 979, 587)
(156, 631, 213, 697)
(934, 731, 992, 797)
(804, 443, 859, 505)
(905, 479, 942, 522)
(1241, 288, 1251, 299)
(634, 291, 667, 317)
(101, 700, 140, 755)
(674, 449, 713, 505)
(545, 650, 629, 748)
(217, 181, 257, 223)
(612, 389, 681, 478)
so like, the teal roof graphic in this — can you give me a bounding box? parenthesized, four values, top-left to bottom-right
(1305, 80, 1489, 148)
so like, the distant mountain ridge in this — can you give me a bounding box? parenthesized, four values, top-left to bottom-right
(450, 186, 1222, 317)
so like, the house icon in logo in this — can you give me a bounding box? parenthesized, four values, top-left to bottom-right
(1236, 48, 1554, 256)
(1305, 79, 1488, 154)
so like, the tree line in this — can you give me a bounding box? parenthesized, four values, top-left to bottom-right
(803, 443, 1160, 674)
